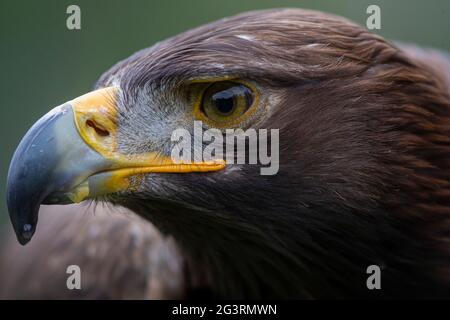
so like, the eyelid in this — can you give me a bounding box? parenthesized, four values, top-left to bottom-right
(192, 80, 260, 128)
(188, 75, 239, 84)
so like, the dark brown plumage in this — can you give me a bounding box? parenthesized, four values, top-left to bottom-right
(3, 8, 450, 299)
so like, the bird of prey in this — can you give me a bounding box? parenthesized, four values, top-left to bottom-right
(4, 8, 450, 299)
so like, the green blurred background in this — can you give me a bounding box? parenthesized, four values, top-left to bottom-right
(1, 0, 450, 228)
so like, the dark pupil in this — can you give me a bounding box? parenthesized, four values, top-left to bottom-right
(215, 97, 234, 114)
(212, 89, 235, 114)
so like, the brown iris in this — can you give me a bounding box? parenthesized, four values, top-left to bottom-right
(200, 81, 255, 123)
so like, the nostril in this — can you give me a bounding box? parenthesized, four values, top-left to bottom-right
(86, 120, 110, 137)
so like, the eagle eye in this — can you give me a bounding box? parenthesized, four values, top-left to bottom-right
(198, 81, 255, 124)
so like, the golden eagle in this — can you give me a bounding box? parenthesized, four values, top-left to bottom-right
(3, 9, 450, 299)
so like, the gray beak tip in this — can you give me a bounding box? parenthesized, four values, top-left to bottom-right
(7, 193, 38, 245)
(16, 223, 35, 245)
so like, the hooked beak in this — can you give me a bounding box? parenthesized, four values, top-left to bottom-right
(7, 87, 225, 245)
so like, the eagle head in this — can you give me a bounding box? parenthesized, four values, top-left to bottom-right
(6, 9, 450, 298)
